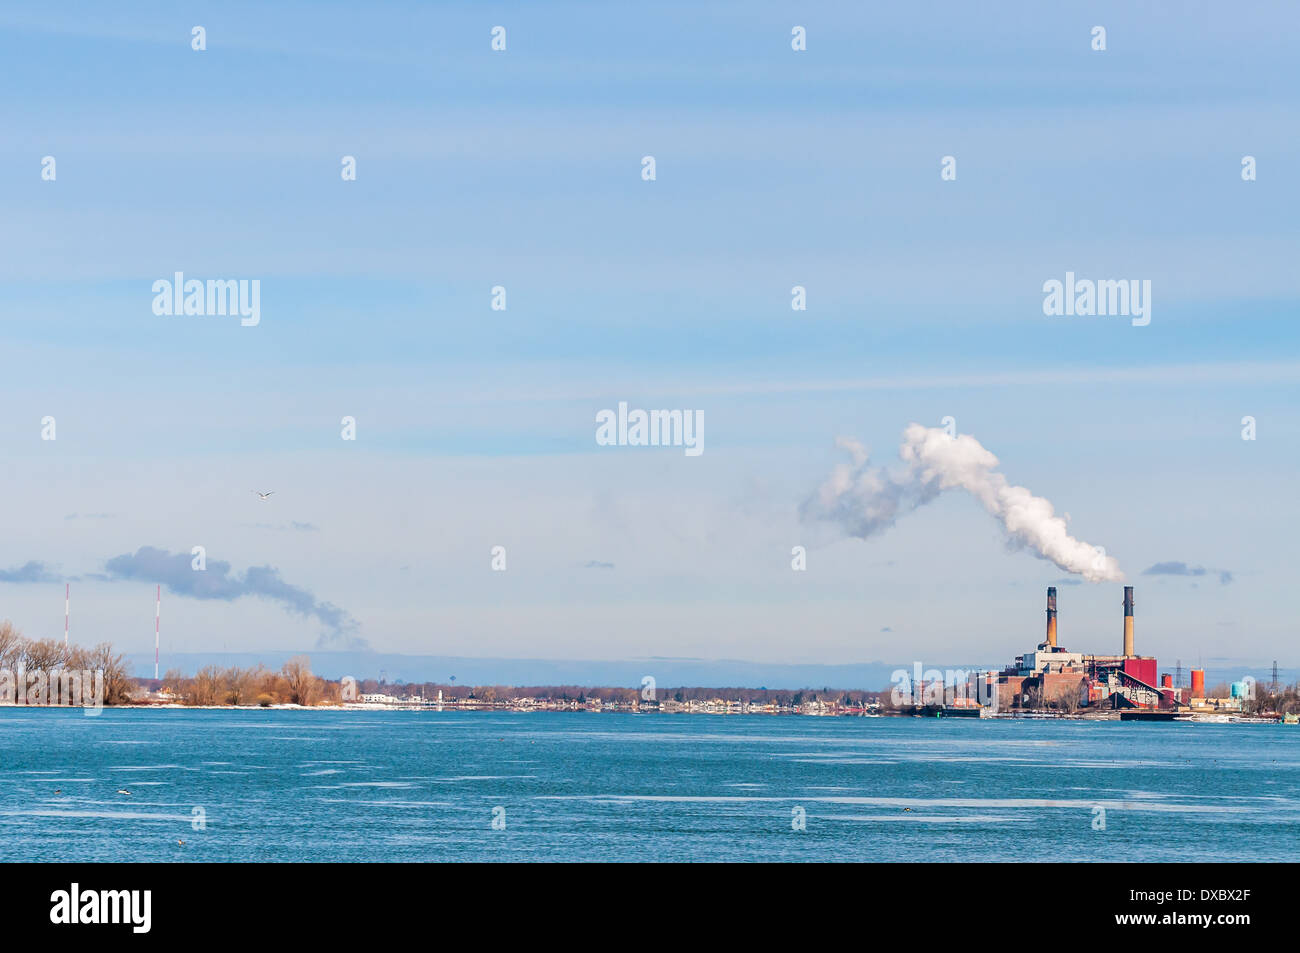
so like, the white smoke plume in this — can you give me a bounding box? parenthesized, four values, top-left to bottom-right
(801, 424, 1124, 582)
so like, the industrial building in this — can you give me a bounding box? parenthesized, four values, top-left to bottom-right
(983, 585, 1214, 712)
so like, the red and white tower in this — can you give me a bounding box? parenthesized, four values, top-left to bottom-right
(154, 585, 161, 680)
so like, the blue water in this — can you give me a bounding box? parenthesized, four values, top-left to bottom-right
(1, 709, 1297, 862)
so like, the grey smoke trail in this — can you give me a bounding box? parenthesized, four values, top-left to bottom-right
(802, 424, 1124, 582)
(104, 547, 367, 649)
(0, 561, 62, 583)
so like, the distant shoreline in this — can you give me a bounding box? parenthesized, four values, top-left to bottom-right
(2, 702, 1284, 723)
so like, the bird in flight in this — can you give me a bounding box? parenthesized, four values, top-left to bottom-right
(253, 491, 275, 501)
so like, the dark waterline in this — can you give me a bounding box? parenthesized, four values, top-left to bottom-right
(1, 708, 1296, 862)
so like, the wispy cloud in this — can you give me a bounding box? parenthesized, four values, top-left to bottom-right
(103, 547, 366, 648)
(0, 561, 62, 583)
(1142, 561, 1234, 585)
(446, 360, 1300, 405)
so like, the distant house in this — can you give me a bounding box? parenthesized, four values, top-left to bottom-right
(359, 693, 402, 705)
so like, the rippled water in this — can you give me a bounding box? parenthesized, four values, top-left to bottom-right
(1, 708, 1296, 861)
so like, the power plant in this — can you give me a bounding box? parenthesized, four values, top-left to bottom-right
(982, 585, 1214, 713)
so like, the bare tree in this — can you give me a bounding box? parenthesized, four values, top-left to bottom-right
(0, 620, 23, 669)
(189, 665, 223, 706)
(282, 656, 318, 706)
(19, 637, 70, 672)
(317, 677, 342, 705)
(0, 625, 131, 705)
(224, 666, 258, 706)
(1052, 683, 1082, 714)
(161, 668, 189, 701)
(86, 643, 132, 705)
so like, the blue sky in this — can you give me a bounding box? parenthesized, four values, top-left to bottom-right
(0, 1, 1296, 677)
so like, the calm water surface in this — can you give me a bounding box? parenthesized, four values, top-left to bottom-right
(1, 708, 1297, 861)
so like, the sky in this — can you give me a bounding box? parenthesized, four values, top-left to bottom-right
(0, 1, 1296, 678)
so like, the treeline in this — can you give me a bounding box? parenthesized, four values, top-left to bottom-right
(0, 620, 132, 704)
(354, 678, 885, 707)
(158, 656, 339, 706)
(1243, 683, 1300, 716)
(1178, 680, 1298, 713)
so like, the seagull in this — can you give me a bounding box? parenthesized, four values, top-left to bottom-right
(253, 491, 275, 502)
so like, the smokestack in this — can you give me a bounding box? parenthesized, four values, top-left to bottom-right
(1045, 586, 1058, 647)
(1191, 669, 1205, 697)
(1122, 586, 1135, 657)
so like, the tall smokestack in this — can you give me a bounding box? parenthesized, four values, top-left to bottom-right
(1045, 586, 1058, 647)
(1122, 585, 1134, 657)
